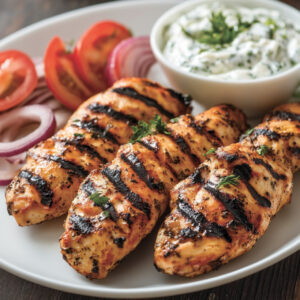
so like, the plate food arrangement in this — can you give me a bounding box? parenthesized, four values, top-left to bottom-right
(0, 0, 300, 298)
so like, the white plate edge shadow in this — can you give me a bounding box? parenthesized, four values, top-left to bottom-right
(0, 0, 299, 298)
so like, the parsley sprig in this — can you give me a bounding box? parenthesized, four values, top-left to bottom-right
(216, 174, 240, 190)
(130, 115, 170, 143)
(89, 192, 109, 207)
(204, 147, 216, 157)
(257, 145, 269, 156)
(182, 12, 256, 46)
(170, 117, 180, 123)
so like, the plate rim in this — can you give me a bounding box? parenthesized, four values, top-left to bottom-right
(0, 0, 299, 298)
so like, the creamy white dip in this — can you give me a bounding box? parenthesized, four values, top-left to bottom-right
(163, 2, 300, 80)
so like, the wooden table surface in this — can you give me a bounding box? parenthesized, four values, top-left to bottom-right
(0, 0, 299, 299)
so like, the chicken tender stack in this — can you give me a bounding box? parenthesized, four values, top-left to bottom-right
(60, 104, 247, 279)
(6, 78, 190, 226)
(154, 103, 300, 277)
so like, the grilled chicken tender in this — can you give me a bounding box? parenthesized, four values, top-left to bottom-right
(6, 78, 190, 226)
(60, 104, 247, 279)
(154, 103, 300, 277)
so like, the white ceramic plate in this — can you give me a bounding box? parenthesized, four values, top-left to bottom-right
(0, 0, 299, 298)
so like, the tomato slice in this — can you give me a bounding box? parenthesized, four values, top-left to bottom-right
(0, 50, 37, 112)
(44, 36, 93, 111)
(74, 21, 132, 92)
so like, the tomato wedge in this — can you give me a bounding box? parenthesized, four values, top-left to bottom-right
(0, 50, 37, 112)
(44, 36, 93, 111)
(74, 21, 132, 92)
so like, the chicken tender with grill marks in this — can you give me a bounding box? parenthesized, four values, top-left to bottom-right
(6, 78, 190, 226)
(59, 104, 247, 279)
(154, 103, 300, 277)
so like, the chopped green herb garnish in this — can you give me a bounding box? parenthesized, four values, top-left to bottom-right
(265, 18, 278, 39)
(170, 117, 180, 123)
(100, 210, 111, 220)
(181, 12, 256, 46)
(72, 119, 80, 123)
(204, 147, 216, 157)
(244, 128, 254, 136)
(216, 174, 240, 190)
(74, 133, 84, 137)
(257, 145, 269, 156)
(89, 192, 109, 207)
(130, 115, 170, 143)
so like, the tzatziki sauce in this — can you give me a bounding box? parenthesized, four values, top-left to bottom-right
(163, 2, 300, 80)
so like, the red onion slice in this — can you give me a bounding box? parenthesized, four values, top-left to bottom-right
(105, 36, 156, 85)
(0, 104, 56, 157)
(5, 152, 27, 164)
(0, 158, 23, 186)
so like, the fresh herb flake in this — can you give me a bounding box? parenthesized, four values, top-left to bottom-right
(89, 192, 109, 207)
(216, 174, 240, 190)
(204, 147, 216, 157)
(74, 133, 84, 137)
(100, 210, 111, 220)
(130, 115, 170, 143)
(244, 128, 254, 136)
(257, 145, 269, 156)
(170, 117, 180, 123)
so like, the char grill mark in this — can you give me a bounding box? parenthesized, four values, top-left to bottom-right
(113, 237, 126, 248)
(269, 110, 300, 122)
(204, 182, 253, 231)
(81, 179, 118, 222)
(120, 153, 164, 191)
(288, 147, 300, 155)
(177, 194, 232, 242)
(253, 158, 286, 180)
(92, 259, 99, 274)
(253, 128, 280, 141)
(102, 167, 151, 219)
(166, 88, 192, 106)
(233, 164, 271, 208)
(72, 119, 119, 144)
(138, 140, 159, 153)
(19, 170, 53, 207)
(190, 168, 204, 185)
(87, 103, 138, 125)
(187, 117, 222, 147)
(217, 152, 239, 163)
(69, 214, 94, 235)
(58, 138, 108, 164)
(138, 139, 179, 180)
(112, 87, 175, 119)
(167, 129, 200, 165)
(48, 155, 88, 177)
(180, 227, 197, 238)
(81, 179, 97, 196)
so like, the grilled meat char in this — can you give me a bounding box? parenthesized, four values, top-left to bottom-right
(6, 78, 190, 226)
(60, 104, 247, 279)
(154, 103, 300, 277)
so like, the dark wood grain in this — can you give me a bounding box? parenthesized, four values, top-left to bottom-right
(0, 1, 299, 299)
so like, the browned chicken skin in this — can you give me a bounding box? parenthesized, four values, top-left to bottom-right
(5, 78, 190, 226)
(154, 103, 300, 277)
(60, 104, 247, 279)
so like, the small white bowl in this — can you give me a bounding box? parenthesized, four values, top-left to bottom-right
(150, 0, 300, 117)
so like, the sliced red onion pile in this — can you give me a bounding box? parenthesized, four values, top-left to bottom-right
(0, 104, 56, 185)
(105, 36, 156, 86)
